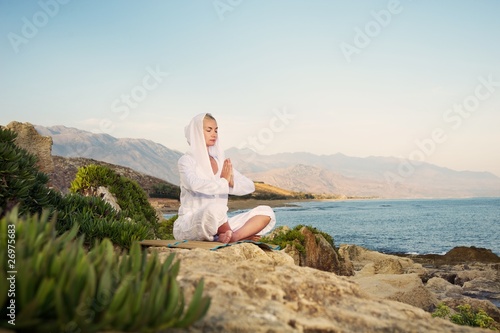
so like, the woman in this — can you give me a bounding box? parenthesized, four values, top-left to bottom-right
(173, 113, 276, 243)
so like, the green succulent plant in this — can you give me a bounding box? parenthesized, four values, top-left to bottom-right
(1, 126, 159, 248)
(0, 209, 211, 332)
(70, 164, 159, 236)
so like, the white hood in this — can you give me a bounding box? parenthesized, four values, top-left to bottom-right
(184, 113, 225, 180)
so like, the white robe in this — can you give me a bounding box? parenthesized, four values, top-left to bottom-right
(173, 113, 276, 241)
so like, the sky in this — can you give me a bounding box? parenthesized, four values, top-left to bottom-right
(1, 0, 499, 177)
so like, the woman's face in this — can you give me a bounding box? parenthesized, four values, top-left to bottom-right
(203, 117, 218, 147)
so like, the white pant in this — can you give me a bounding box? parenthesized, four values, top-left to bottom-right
(173, 204, 276, 241)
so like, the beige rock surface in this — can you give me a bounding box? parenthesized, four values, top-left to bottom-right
(147, 244, 486, 333)
(340, 244, 426, 276)
(426, 277, 463, 299)
(342, 245, 500, 328)
(353, 273, 438, 311)
(426, 275, 500, 324)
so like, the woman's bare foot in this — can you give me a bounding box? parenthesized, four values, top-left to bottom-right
(242, 235, 261, 242)
(230, 233, 261, 242)
(217, 230, 233, 244)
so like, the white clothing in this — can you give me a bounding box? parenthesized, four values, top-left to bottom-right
(173, 113, 276, 241)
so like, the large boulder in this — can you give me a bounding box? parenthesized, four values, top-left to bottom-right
(269, 226, 354, 276)
(299, 226, 354, 276)
(443, 247, 500, 264)
(341, 244, 438, 310)
(462, 277, 500, 297)
(426, 277, 463, 299)
(4, 121, 54, 174)
(340, 244, 427, 277)
(147, 243, 483, 332)
(353, 273, 439, 311)
(454, 267, 499, 286)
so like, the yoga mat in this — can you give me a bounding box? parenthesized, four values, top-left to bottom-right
(140, 239, 280, 251)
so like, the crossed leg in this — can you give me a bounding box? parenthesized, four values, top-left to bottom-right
(216, 215, 271, 243)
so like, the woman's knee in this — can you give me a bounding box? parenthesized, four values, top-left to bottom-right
(255, 205, 275, 220)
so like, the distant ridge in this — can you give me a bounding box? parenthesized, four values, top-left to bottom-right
(35, 125, 182, 185)
(35, 125, 500, 199)
(226, 148, 500, 198)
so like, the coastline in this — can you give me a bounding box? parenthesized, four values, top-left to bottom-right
(150, 196, 379, 215)
(149, 197, 309, 215)
(228, 198, 307, 211)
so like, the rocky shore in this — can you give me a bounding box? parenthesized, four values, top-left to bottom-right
(145, 241, 499, 332)
(396, 247, 500, 309)
(147, 198, 500, 331)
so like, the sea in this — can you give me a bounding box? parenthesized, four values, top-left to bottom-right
(232, 197, 500, 256)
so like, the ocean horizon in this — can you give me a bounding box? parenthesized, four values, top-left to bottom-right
(263, 197, 500, 256)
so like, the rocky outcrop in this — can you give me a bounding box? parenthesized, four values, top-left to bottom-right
(4, 121, 54, 174)
(410, 247, 500, 267)
(340, 244, 427, 277)
(423, 262, 500, 327)
(269, 226, 354, 276)
(427, 277, 500, 322)
(341, 245, 437, 311)
(444, 246, 500, 263)
(343, 245, 500, 328)
(147, 244, 484, 332)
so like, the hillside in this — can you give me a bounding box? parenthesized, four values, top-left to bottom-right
(49, 155, 180, 198)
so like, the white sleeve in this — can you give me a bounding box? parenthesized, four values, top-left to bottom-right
(229, 168, 255, 196)
(178, 155, 229, 195)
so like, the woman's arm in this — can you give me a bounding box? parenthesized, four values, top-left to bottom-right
(178, 155, 229, 195)
(229, 167, 255, 196)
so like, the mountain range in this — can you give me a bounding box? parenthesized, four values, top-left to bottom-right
(35, 125, 500, 199)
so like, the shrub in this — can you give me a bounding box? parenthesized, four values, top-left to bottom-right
(150, 183, 180, 199)
(56, 194, 154, 248)
(261, 226, 306, 254)
(0, 209, 210, 332)
(1, 127, 158, 248)
(70, 164, 159, 236)
(157, 214, 178, 240)
(432, 303, 496, 330)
